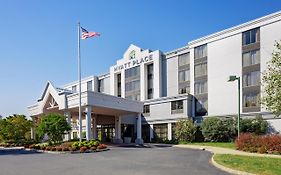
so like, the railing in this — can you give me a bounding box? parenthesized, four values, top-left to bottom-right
(56, 87, 73, 94)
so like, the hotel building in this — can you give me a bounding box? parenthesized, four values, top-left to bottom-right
(28, 11, 281, 143)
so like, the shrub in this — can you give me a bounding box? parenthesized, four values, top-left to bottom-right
(56, 147, 62, 151)
(45, 146, 51, 151)
(194, 126, 204, 142)
(72, 140, 100, 149)
(97, 144, 107, 150)
(175, 119, 196, 142)
(51, 147, 56, 151)
(29, 144, 36, 149)
(201, 117, 236, 142)
(90, 146, 96, 151)
(62, 147, 69, 152)
(235, 133, 281, 154)
(240, 116, 268, 135)
(80, 146, 88, 152)
(68, 147, 73, 152)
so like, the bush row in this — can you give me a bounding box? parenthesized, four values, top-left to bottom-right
(235, 133, 281, 154)
(25, 140, 107, 153)
(172, 116, 268, 143)
(71, 140, 100, 150)
(0, 139, 36, 147)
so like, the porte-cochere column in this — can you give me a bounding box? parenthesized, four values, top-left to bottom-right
(85, 106, 93, 140)
(113, 115, 123, 144)
(135, 113, 144, 145)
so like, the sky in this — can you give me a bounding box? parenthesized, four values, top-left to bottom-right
(0, 0, 281, 117)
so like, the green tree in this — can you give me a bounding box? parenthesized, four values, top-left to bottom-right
(262, 41, 281, 117)
(175, 119, 196, 142)
(36, 113, 71, 143)
(0, 114, 32, 142)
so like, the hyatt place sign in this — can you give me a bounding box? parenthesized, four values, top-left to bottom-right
(113, 54, 153, 72)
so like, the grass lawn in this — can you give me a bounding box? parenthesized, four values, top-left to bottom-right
(214, 154, 281, 175)
(181, 142, 235, 149)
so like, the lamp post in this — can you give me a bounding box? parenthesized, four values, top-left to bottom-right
(228, 75, 241, 139)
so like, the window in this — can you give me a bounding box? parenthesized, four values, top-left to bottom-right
(194, 62, 207, 77)
(87, 81, 92, 91)
(98, 79, 104, 92)
(125, 80, 140, 92)
(179, 86, 190, 94)
(73, 132, 78, 139)
(243, 92, 260, 108)
(243, 71, 260, 87)
(148, 89, 153, 99)
(242, 50, 260, 67)
(153, 124, 168, 140)
(179, 70, 190, 82)
(125, 66, 140, 78)
(125, 66, 140, 100)
(143, 105, 150, 114)
(147, 64, 154, 99)
(243, 28, 259, 46)
(117, 74, 121, 97)
(194, 44, 207, 59)
(194, 81, 208, 94)
(178, 53, 190, 66)
(72, 85, 77, 92)
(171, 123, 176, 140)
(171, 100, 183, 112)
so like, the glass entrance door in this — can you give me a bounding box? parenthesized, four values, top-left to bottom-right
(98, 124, 115, 142)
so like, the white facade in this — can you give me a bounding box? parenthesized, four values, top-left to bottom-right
(28, 11, 281, 143)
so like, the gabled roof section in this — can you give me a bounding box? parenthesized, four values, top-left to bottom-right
(37, 81, 66, 110)
(38, 81, 53, 102)
(123, 44, 143, 61)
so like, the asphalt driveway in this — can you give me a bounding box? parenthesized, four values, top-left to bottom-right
(0, 145, 229, 175)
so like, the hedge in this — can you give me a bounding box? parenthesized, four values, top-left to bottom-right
(235, 133, 281, 154)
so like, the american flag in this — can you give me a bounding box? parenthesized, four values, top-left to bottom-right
(81, 27, 100, 40)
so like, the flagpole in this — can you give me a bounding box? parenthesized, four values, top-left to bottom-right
(78, 22, 82, 142)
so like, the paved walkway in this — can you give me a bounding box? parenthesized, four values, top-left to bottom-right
(174, 144, 281, 158)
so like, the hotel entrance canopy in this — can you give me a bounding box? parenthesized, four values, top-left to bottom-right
(27, 81, 144, 144)
(28, 81, 143, 116)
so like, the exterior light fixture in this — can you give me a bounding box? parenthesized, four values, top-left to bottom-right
(228, 75, 241, 139)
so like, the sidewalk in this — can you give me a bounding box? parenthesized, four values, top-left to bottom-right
(174, 144, 281, 158)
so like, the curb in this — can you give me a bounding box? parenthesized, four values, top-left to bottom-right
(211, 154, 255, 175)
